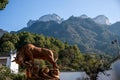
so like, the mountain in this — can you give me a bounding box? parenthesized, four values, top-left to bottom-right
(80, 14, 88, 19)
(27, 20, 36, 27)
(39, 13, 63, 23)
(17, 14, 118, 55)
(109, 22, 120, 34)
(0, 29, 7, 37)
(27, 14, 63, 27)
(93, 15, 111, 25)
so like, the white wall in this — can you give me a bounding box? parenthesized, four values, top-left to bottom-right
(9, 53, 19, 74)
(111, 60, 120, 80)
(97, 70, 115, 80)
(97, 60, 120, 80)
(6, 57, 10, 67)
(60, 72, 89, 80)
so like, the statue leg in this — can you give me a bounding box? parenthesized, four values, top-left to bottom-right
(47, 58, 58, 68)
(26, 68, 32, 80)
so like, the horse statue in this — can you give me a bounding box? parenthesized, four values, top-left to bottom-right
(12, 43, 60, 80)
(12, 43, 58, 68)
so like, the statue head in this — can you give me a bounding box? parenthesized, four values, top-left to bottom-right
(12, 51, 25, 67)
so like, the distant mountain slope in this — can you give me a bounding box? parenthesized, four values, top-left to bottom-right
(0, 29, 7, 37)
(109, 22, 120, 34)
(17, 15, 118, 55)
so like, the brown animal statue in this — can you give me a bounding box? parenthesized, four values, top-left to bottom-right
(25, 62, 40, 80)
(13, 43, 58, 68)
(26, 63, 60, 80)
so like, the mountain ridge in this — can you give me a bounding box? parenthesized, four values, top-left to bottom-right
(0, 29, 7, 38)
(27, 14, 111, 28)
(16, 14, 119, 55)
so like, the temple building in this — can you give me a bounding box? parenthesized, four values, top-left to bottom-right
(0, 50, 18, 74)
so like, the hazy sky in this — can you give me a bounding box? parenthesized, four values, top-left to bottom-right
(0, 0, 120, 32)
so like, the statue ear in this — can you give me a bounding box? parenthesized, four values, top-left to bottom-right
(12, 57, 17, 62)
(12, 49, 17, 54)
(14, 57, 17, 59)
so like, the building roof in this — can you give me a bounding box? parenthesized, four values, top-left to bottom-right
(0, 57, 9, 59)
(0, 52, 10, 57)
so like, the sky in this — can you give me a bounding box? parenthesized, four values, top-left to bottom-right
(0, 0, 120, 32)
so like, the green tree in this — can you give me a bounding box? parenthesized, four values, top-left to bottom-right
(0, 33, 12, 42)
(0, 0, 8, 10)
(0, 66, 11, 80)
(11, 34, 19, 44)
(0, 31, 113, 72)
(0, 66, 25, 80)
(0, 41, 15, 52)
(34, 34, 46, 47)
(18, 32, 35, 45)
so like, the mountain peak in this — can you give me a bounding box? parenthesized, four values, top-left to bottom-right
(80, 14, 88, 19)
(27, 20, 36, 27)
(27, 14, 63, 27)
(93, 15, 111, 25)
(39, 13, 63, 23)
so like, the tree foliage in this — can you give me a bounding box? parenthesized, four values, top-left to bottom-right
(0, 32, 112, 71)
(0, 66, 11, 80)
(0, 66, 25, 80)
(0, 0, 8, 10)
(0, 41, 15, 52)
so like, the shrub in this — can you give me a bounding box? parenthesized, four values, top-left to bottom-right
(0, 66, 11, 80)
(0, 66, 25, 80)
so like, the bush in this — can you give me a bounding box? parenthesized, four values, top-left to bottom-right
(0, 66, 11, 80)
(0, 66, 25, 80)
(12, 74, 25, 80)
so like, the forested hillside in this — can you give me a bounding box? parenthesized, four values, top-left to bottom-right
(0, 32, 112, 71)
